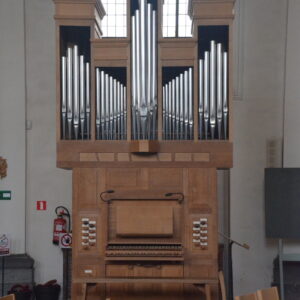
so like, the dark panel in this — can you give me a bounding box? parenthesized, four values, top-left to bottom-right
(198, 26, 229, 60)
(265, 168, 300, 239)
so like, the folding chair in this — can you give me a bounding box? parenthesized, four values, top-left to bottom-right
(235, 293, 258, 300)
(256, 287, 280, 300)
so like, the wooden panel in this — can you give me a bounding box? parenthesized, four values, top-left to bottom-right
(74, 168, 97, 210)
(190, 0, 235, 20)
(57, 140, 233, 169)
(148, 168, 183, 189)
(108, 200, 182, 243)
(105, 168, 148, 190)
(160, 46, 195, 61)
(92, 40, 129, 61)
(55, 3, 94, 18)
(188, 168, 216, 209)
(116, 206, 173, 237)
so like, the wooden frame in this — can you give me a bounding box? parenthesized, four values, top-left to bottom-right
(52, 1, 235, 299)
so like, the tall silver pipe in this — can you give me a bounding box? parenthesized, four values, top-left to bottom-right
(166, 84, 170, 139)
(85, 62, 90, 139)
(117, 81, 121, 140)
(184, 70, 189, 140)
(135, 10, 141, 139)
(146, 4, 153, 140)
(223, 52, 228, 139)
(96, 68, 101, 139)
(204, 51, 210, 139)
(188, 68, 193, 139)
(61, 56, 67, 139)
(67, 47, 73, 139)
(199, 59, 204, 139)
(163, 85, 166, 139)
(73, 45, 80, 140)
(167, 81, 172, 140)
(217, 43, 223, 139)
(100, 70, 105, 140)
(120, 83, 124, 140)
(175, 76, 180, 139)
(105, 74, 110, 140)
(151, 9, 157, 140)
(131, 15, 137, 140)
(109, 76, 114, 139)
(79, 55, 85, 139)
(147, 3, 153, 108)
(179, 73, 184, 139)
(140, 0, 146, 109)
(124, 86, 127, 139)
(210, 41, 216, 139)
(113, 79, 117, 139)
(171, 79, 176, 140)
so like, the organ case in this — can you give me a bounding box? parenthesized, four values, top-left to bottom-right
(53, 0, 235, 299)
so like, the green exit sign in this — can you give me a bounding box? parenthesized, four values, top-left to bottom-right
(0, 191, 11, 200)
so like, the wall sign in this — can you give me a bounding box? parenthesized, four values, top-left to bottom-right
(37, 201, 47, 211)
(59, 233, 72, 249)
(0, 234, 10, 256)
(0, 191, 11, 200)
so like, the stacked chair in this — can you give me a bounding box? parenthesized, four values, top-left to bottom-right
(218, 271, 280, 300)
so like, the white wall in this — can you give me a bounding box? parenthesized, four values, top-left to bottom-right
(231, 0, 287, 295)
(0, 0, 26, 254)
(24, 0, 72, 286)
(284, 0, 300, 167)
(282, 0, 300, 254)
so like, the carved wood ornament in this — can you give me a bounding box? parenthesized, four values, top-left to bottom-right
(0, 157, 7, 179)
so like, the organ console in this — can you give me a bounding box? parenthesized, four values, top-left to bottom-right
(53, 0, 235, 299)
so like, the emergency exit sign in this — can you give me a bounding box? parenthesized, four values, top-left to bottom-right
(0, 191, 11, 200)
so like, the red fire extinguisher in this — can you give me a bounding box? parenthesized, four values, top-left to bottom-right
(53, 206, 70, 245)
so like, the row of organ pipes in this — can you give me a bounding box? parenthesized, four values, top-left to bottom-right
(163, 68, 194, 140)
(60, 31, 229, 140)
(96, 69, 127, 140)
(61, 45, 90, 140)
(199, 40, 228, 140)
(131, 0, 157, 140)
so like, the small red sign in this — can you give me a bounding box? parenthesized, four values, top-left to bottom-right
(37, 201, 47, 211)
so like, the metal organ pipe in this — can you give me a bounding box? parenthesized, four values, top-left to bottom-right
(199, 60, 204, 140)
(85, 62, 91, 139)
(204, 51, 210, 140)
(168, 82, 172, 140)
(188, 67, 193, 139)
(209, 41, 216, 139)
(223, 52, 228, 139)
(73, 45, 80, 140)
(198, 41, 229, 140)
(67, 47, 73, 139)
(61, 56, 67, 140)
(79, 55, 85, 140)
(216, 43, 223, 140)
(96, 68, 101, 140)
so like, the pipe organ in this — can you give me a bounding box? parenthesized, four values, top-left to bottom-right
(53, 0, 234, 299)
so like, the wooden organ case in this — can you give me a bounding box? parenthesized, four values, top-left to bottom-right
(53, 0, 235, 299)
